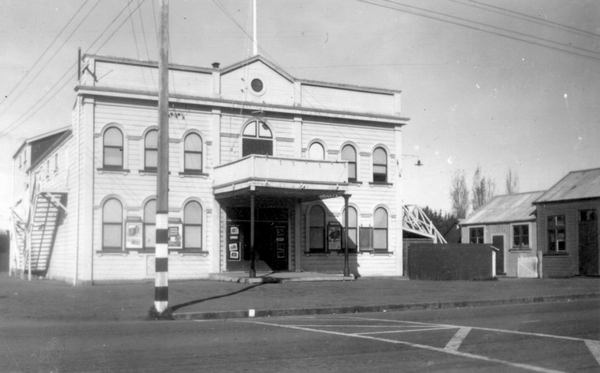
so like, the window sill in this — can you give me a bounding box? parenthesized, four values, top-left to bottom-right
(173, 250, 209, 257)
(96, 250, 129, 256)
(179, 171, 209, 178)
(97, 168, 130, 174)
(543, 252, 569, 257)
(371, 250, 392, 256)
(369, 182, 393, 187)
(509, 248, 532, 253)
(304, 251, 331, 256)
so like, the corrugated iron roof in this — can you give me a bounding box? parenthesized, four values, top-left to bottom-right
(534, 168, 600, 203)
(461, 191, 545, 225)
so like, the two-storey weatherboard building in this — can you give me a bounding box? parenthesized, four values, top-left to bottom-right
(10, 54, 409, 284)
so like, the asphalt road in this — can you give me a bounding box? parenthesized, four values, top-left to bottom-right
(1, 299, 599, 372)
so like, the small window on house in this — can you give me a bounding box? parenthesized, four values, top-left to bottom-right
(513, 224, 529, 248)
(54, 153, 59, 171)
(374, 208, 388, 251)
(242, 121, 273, 156)
(145, 130, 158, 170)
(342, 206, 358, 251)
(46, 160, 50, 177)
(183, 201, 203, 250)
(144, 200, 156, 250)
(103, 127, 124, 169)
(102, 199, 123, 250)
(579, 210, 597, 222)
(309, 142, 325, 160)
(548, 215, 566, 252)
(184, 133, 203, 172)
(373, 147, 387, 183)
(251, 79, 264, 93)
(342, 145, 357, 182)
(469, 227, 484, 244)
(309, 205, 326, 252)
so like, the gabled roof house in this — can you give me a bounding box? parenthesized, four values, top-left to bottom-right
(461, 191, 545, 277)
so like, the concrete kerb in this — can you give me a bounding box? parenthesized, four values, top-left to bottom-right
(172, 292, 600, 321)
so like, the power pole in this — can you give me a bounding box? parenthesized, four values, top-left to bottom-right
(154, 0, 170, 315)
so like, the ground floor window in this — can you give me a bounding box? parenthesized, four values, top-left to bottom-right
(373, 207, 388, 251)
(342, 206, 358, 251)
(512, 224, 529, 248)
(102, 199, 123, 250)
(548, 215, 566, 252)
(184, 201, 203, 250)
(309, 205, 326, 252)
(469, 227, 484, 244)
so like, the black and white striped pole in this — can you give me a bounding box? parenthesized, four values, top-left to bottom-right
(154, 0, 170, 316)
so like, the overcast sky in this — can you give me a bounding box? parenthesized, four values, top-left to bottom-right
(0, 0, 599, 227)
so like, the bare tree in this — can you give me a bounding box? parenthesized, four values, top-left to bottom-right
(505, 168, 520, 194)
(471, 165, 496, 211)
(450, 169, 470, 218)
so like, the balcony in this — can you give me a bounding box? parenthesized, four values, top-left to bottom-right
(213, 155, 349, 201)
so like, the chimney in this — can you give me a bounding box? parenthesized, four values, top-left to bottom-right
(212, 62, 220, 69)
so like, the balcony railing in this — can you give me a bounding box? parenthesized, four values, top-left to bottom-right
(213, 155, 349, 196)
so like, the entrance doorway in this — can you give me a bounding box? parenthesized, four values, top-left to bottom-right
(492, 235, 505, 275)
(226, 207, 289, 272)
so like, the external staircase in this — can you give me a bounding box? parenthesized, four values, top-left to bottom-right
(11, 190, 67, 275)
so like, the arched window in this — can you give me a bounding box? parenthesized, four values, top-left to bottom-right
(342, 206, 358, 251)
(103, 127, 123, 168)
(242, 120, 273, 156)
(144, 200, 156, 249)
(342, 145, 357, 182)
(184, 201, 203, 250)
(102, 199, 123, 250)
(374, 207, 388, 251)
(309, 142, 325, 160)
(184, 133, 203, 172)
(309, 205, 326, 252)
(144, 130, 158, 170)
(373, 147, 387, 182)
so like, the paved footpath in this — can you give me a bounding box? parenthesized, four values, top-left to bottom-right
(0, 274, 598, 322)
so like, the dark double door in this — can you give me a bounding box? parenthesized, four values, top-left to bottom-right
(226, 208, 289, 272)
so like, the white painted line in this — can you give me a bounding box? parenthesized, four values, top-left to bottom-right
(292, 324, 443, 328)
(241, 320, 566, 373)
(356, 327, 455, 335)
(445, 327, 472, 351)
(345, 316, 600, 344)
(585, 340, 600, 366)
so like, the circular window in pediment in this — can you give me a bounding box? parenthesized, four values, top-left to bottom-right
(250, 78, 266, 96)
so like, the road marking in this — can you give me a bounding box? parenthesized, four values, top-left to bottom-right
(241, 320, 566, 373)
(356, 327, 454, 335)
(585, 340, 600, 365)
(445, 327, 472, 351)
(344, 316, 600, 344)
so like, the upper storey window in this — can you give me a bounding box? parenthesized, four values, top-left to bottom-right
(342, 145, 357, 182)
(103, 127, 124, 169)
(309, 142, 325, 160)
(373, 147, 387, 183)
(242, 120, 273, 157)
(184, 133, 203, 172)
(145, 130, 158, 171)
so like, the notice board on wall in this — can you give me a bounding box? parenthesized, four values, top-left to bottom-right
(227, 225, 241, 261)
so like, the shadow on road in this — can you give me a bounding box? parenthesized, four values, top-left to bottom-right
(171, 284, 264, 312)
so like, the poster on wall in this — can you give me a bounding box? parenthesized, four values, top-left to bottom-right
(328, 222, 341, 251)
(168, 218, 182, 249)
(274, 225, 287, 260)
(227, 224, 242, 261)
(125, 219, 143, 249)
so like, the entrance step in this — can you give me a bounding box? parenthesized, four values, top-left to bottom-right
(209, 271, 355, 284)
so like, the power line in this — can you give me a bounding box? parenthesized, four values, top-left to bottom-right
(0, 0, 101, 122)
(0, 0, 147, 138)
(357, 0, 600, 63)
(465, 0, 600, 40)
(0, 0, 92, 110)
